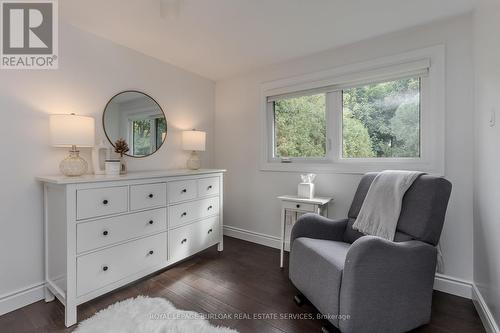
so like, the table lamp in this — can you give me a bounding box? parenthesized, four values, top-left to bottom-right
(50, 113, 95, 176)
(182, 129, 206, 170)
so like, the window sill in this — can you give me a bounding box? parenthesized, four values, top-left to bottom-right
(259, 159, 444, 175)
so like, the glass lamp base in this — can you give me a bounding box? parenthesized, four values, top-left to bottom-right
(60, 150, 88, 176)
(186, 151, 201, 170)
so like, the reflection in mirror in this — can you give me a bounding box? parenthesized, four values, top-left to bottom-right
(103, 91, 167, 158)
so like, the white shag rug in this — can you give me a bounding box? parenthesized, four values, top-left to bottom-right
(74, 296, 238, 333)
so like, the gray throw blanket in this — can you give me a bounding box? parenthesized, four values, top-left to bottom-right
(352, 170, 424, 241)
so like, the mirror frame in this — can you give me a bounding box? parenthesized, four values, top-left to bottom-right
(102, 90, 167, 158)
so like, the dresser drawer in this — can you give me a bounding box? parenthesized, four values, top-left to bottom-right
(130, 183, 166, 211)
(282, 201, 316, 212)
(77, 208, 167, 253)
(169, 197, 219, 229)
(77, 186, 128, 220)
(167, 180, 197, 204)
(77, 233, 167, 296)
(199, 216, 220, 250)
(169, 217, 219, 262)
(197, 177, 220, 197)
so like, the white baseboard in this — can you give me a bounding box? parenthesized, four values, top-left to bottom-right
(223, 225, 474, 300)
(472, 284, 500, 333)
(223, 225, 281, 249)
(0, 282, 45, 316)
(433, 273, 472, 299)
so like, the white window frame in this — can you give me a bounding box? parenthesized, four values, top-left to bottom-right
(259, 45, 445, 175)
(266, 92, 334, 164)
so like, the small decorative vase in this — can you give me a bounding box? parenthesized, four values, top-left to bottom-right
(92, 140, 111, 175)
(120, 156, 127, 175)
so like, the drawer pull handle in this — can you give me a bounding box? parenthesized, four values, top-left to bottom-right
(102, 199, 109, 205)
(296, 204, 300, 208)
(102, 230, 109, 236)
(149, 220, 154, 225)
(207, 205, 213, 210)
(181, 189, 187, 193)
(181, 212, 187, 217)
(207, 185, 213, 190)
(148, 193, 154, 198)
(181, 238, 187, 244)
(208, 228, 213, 234)
(148, 250, 154, 255)
(102, 265, 109, 272)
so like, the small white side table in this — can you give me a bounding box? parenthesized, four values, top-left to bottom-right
(277, 195, 333, 268)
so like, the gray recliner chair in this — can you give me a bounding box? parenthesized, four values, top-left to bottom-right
(289, 172, 452, 333)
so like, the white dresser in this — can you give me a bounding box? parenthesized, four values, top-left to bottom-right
(37, 169, 225, 327)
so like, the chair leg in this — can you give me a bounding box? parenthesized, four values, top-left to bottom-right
(294, 293, 306, 306)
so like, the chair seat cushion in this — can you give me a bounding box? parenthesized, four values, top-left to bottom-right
(289, 238, 350, 325)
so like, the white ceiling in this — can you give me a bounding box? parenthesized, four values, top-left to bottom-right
(61, 0, 477, 81)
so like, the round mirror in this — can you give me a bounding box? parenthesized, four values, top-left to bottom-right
(103, 91, 167, 158)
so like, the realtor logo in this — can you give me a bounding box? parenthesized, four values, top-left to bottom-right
(1, 0, 58, 69)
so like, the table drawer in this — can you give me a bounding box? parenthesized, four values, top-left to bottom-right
(169, 217, 219, 263)
(130, 183, 166, 211)
(169, 197, 219, 229)
(167, 180, 197, 204)
(197, 177, 220, 197)
(77, 186, 128, 220)
(77, 208, 167, 253)
(282, 201, 316, 212)
(77, 233, 167, 297)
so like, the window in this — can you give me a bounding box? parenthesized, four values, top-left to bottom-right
(261, 46, 445, 174)
(267, 77, 421, 162)
(342, 77, 420, 158)
(273, 93, 327, 159)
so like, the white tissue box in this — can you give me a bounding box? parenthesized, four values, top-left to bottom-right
(298, 183, 315, 199)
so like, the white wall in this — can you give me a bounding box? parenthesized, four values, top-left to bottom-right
(215, 15, 474, 281)
(473, 0, 500, 327)
(0, 22, 214, 302)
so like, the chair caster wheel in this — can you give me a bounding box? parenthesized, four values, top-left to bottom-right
(294, 294, 305, 306)
(321, 324, 340, 333)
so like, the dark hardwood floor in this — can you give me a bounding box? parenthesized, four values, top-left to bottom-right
(0, 236, 485, 333)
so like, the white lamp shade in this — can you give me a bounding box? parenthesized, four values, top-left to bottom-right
(50, 114, 95, 148)
(182, 130, 206, 151)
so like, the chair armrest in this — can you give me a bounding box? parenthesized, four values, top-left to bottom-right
(290, 213, 348, 244)
(339, 236, 437, 333)
(345, 235, 437, 267)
